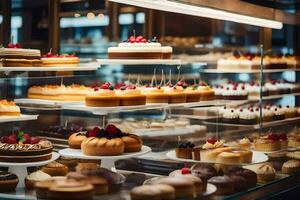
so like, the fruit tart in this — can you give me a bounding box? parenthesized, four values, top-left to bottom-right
(253, 133, 281, 152)
(0, 131, 53, 162)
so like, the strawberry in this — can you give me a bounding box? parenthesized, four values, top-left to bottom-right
(100, 84, 109, 89)
(176, 81, 184, 87)
(106, 124, 120, 134)
(30, 137, 40, 144)
(7, 43, 15, 48)
(207, 137, 217, 144)
(7, 135, 17, 144)
(181, 168, 191, 175)
(0, 136, 8, 143)
(23, 133, 31, 144)
(88, 127, 100, 137)
(278, 133, 287, 141)
(15, 43, 22, 48)
(268, 133, 279, 141)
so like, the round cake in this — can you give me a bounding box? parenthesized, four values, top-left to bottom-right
(0, 132, 53, 162)
(41, 51, 80, 67)
(0, 99, 21, 116)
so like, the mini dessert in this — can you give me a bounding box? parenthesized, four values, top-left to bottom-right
(130, 184, 175, 200)
(272, 107, 285, 120)
(222, 109, 239, 123)
(0, 100, 21, 116)
(278, 133, 288, 149)
(68, 132, 87, 149)
(254, 133, 281, 151)
(85, 82, 120, 107)
(226, 167, 257, 187)
(121, 133, 143, 152)
(231, 149, 253, 163)
(0, 171, 19, 192)
(229, 175, 248, 191)
(151, 177, 195, 198)
(28, 84, 93, 101)
(163, 83, 187, 104)
(286, 151, 300, 160)
(42, 51, 80, 67)
(216, 152, 241, 165)
(47, 180, 94, 200)
(284, 105, 298, 118)
(197, 82, 215, 101)
(35, 180, 56, 199)
(246, 83, 269, 97)
(256, 164, 276, 183)
(288, 135, 300, 148)
(41, 161, 69, 176)
(108, 36, 172, 59)
(200, 138, 228, 162)
(116, 85, 146, 106)
(25, 170, 52, 190)
(175, 141, 195, 159)
(208, 176, 234, 195)
(222, 86, 248, 100)
(237, 137, 252, 149)
(281, 160, 300, 174)
(141, 85, 170, 103)
(238, 108, 257, 124)
(0, 45, 42, 67)
(0, 132, 53, 162)
(183, 85, 201, 102)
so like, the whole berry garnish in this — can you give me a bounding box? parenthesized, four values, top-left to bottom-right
(88, 127, 100, 137)
(106, 124, 120, 134)
(207, 137, 217, 144)
(181, 168, 191, 175)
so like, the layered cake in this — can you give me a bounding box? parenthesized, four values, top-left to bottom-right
(0, 100, 21, 116)
(28, 84, 93, 101)
(0, 45, 42, 67)
(0, 131, 53, 162)
(42, 51, 80, 67)
(108, 36, 172, 59)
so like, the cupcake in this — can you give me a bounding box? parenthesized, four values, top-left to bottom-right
(238, 137, 252, 149)
(0, 171, 19, 192)
(282, 160, 300, 174)
(141, 85, 169, 104)
(183, 85, 201, 102)
(116, 85, 146, 106)
(256, 164, 276, 183)
(41, 161, 69, 176)
(238, 108, 257, 124)
(197, 82, 215, 101)
(222, 109, 239, 123)
(25, 170, 52, 190)
(163, 82, 187, 103)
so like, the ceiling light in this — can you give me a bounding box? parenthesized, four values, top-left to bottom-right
(74, 13, 81, 18)
(87, 12, 95, 19)
(108, 0, 283, 29)
(98, 13, 105, 19)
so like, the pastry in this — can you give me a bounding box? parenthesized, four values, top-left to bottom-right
(121, 133, 143, 152)
(47, 180, 94, 200)
(226, 167, 257, 187)
(116, 85, 146, 106)
(81, 137, 124, 156)
(286, 151, 300, 160)
(68, 132, 87, 149)
(254, 133, 281, 151)
(230, 175, 248, 191)
(222, 86, 248, 100)
(108, 35, 172, 59)
(151, 177, 195, 198)
(288, 135, 300, 148)
(25, 170, 51, 190)
(130, 184, 175, 200)
(231, 149, 253, 163)
(0, 132, 53, 162)
(237, 137, 252, 149)
(238, 108, 257, 124)
(208, 176, 234, 195)
(183, 85, 201, 102)
(0, 46, 42, 67)
(0, 100, 21, 116)
(281, 160, 300, 174)
(216, 152, 241, 165)
(57, 157, 79, 171)
(200, 138, 229, 162)
(141, 85, 170, 104)
(256, 164, 276, 183)
(28, 84, 92, 101)
(175, 141, 194, 159)
(222, 109, 239, 124)
(163, 83, 187, 104)
(41, 161, 69, 176)
(284, 106, 298, 118)
(41, 51, 80, 67)
(34, 180, 55, 199)
(85, 82, 120, 107)
(197, 82, 215, 101)
(0, 171, 19, 192)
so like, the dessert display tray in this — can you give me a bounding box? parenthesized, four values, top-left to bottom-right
(59, 146, 151, 170)
(0, 152, 59, 188)
(97, 59, 181, 65)
(165, 150, 268, 165)
(0, 114, 38, 123)
(0, 63, 99, 72)
(14, 98, 83, 107)
(62, 104, 164, 115)
(201, 68, 300, 73)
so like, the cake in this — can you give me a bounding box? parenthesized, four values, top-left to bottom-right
(226, 167, 257, 187)
(229, 175, 248, 191)
(183, 85, 201, 102)
(208, 176, 234, 195)
(216, 152, 241, 165)
(238, 108, 257, 124)
(108, 36, 172, 59)
(41, 161, 69, 176)
(281, 160, 300, 174)
(253, 133, 281, 151)
(28, 84, 93, 101)
(163, 83, 187, 104)
(116, 85, 146, 106)
(130, 184, 175, 200)
(197, 82, 215, 101)
(222, 85, 248, 100)
(0, 100, 21, 116)
(85, 82, 120, 107)
(141, 85, 170, 104)
(284, 105, 298, 118)
(81, 124, 142, 156)
(0, 132, 53, 162)
(25, 170, 52, 190)
(222, 109, 239, 123)
(0, 171, 19, 192)
(175, 141, 195, 159)
(256, 164, 276, 183)
(0, 45, 42, 67)
(41, 51, 80, 67)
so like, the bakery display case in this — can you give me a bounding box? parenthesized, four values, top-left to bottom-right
(0, 0, 300, 200)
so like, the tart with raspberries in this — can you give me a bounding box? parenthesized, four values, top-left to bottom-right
(79, 124, 143, 156)
(108, 35, 172, 59)
(0, 131, 53, 162)
(41, 50, 80, 67)
(85, 82, 120, 107)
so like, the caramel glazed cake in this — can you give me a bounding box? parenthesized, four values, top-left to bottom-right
(0, 48, 42, 67)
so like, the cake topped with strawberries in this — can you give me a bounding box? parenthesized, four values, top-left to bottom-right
(108, 35, 172, 59)
(0, 43, 42, 67)
(0, 131, 53, 162)
(41, 49, 80, 67)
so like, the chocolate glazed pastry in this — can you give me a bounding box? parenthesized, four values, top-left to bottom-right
(226, 167, 257, 188)
(0, 171, 19, 192)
